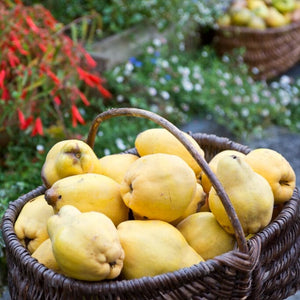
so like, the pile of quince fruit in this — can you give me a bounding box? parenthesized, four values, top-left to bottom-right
(217, 0, 300, 29)
(14, 128, 296, 281)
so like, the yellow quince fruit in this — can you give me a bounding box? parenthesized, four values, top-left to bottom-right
(171, 183, 207, 225)
(120, 153, 197, 222)
(98, 153, 139, 184)
(117, 220, 203, 279)
(47, 205, 125, 281)
(14, 195, 54, 254)
(31, 238, 60, 273)
(45, 173, 129, 226)
(135, 128, 205, 178)
(201, 150, 246, 194)
(177, 212, 236, 260)
(41, 139, 102, 188)
(209, 155, 274, 235)
(245, 148, 296, 204)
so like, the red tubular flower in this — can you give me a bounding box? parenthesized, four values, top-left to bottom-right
(53, 96, 61, 105)
(0, 70, 5, 89)
(97, 84, 112, 99)
(71, 104, 85, 127)
(8, 49, 20, 67)
(11, 33, 29, 55)
(76, 89, 90, 106)
(17, 109, 33, 130)
(31, 117, 43, 136)
(2, 87, 10, 101)
(77, 67, 103, 87)
(84, 52, 97, 68)
(25, 16, 39, 34)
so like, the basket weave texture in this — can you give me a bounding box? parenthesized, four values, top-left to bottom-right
(213, 22, 300, 80)
(1, 108, 300, 300)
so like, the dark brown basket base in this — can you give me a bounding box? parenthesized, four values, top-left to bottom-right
(1, 133, 300, 299)
(213, 22, 300, 81)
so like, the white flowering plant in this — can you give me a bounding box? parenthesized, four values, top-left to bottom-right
(104, 37, 300, 140)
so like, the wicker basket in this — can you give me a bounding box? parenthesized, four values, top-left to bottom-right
(213, 22, 300, 80)
(1, 108, 300, 299)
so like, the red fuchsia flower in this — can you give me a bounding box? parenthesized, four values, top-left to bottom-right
(71, 104, 85, 127)
(31, 117, 43, 136)
(0, 1, 111, 136)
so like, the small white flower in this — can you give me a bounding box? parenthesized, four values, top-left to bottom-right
(202, 51, 208, 58)
(179, 42, 185, 51)
(104, 148, 111, 156)
(222, 55, 229, 63)
(280, 75, 291, 86)
(261, 109, 269, 117)
(223, 72, 231, 80)
(161, 60, 169, 68)
(150, 104, 159, 112)
(116, 138, 126, 151)
(159, 77, 167, 85)
(97, 131, 104, 137)
(153, 38, 162, 47)
(181, 103, 189, 112)
(232, 96, 242, 104)
(252, 94, 259, 103)
(270, 81, 280, 89)
(161, 91, 170, 100)
(285, 109, 291, 116)
(165, 105, 174, 114)
(147, 46, 154, 54)
(171, 55, 179, 63)
(234, 76, 243, 86)
(116, 76, 124, 83)
(117, 95, 124, 102)
(36, 144, 44, 152)
(148, 87, 157, 96)
(182, 79, 193, 91)
(194, 83, 202, 92)
(125, 62, 134, 72)
(222, 89, 229, 96)
(178, 66, 190, 76)
(241, 108, 249, 117)
(219, 80, 226, 87)
(251, 67, 260, 75)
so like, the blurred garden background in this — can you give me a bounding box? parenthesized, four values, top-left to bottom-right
(0, 0, 300, 298)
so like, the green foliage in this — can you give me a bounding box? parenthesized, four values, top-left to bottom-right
(22, 0, 230, 38)
(104, 39, 300, 140)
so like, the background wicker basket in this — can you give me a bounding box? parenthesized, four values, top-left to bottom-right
(213, 22, 300, 80)
(1, 108, 300, 299)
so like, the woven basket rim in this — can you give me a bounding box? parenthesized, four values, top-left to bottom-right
(216, 21, 300, 35)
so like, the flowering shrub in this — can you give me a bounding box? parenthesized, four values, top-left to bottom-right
(0, 1, 111, 137)
(105, 37, 300, 139)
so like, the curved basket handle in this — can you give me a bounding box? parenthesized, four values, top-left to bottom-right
(86, 107, 248, 253)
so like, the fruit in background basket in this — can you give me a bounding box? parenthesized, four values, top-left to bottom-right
(45, 173, 129, 226)
(171, 183, 207, 225)
(272, 0, 296, 13)
(245, 148, 296, 204)
(201, 150, 246, 194)
(230, 7, 253, 26)
(47, 205, 124, 281)
(120, 153, 197, 222)
(248, 15, 267, 28)
(266, 7, 289, 26)
(117, 220, 203, 279)
(291, 7, 300, 21)
(177, 212, 236, 260)
(31, 238, 60, 272)
(248, 0, 270, 17)
(208, 155, 274, 235)
(135, 128, 205, 178)
(41, 139, 102, 188)
(217, 13, 232, 26)
(98, 153, 139, 184)
(14, 195, 54, 254)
